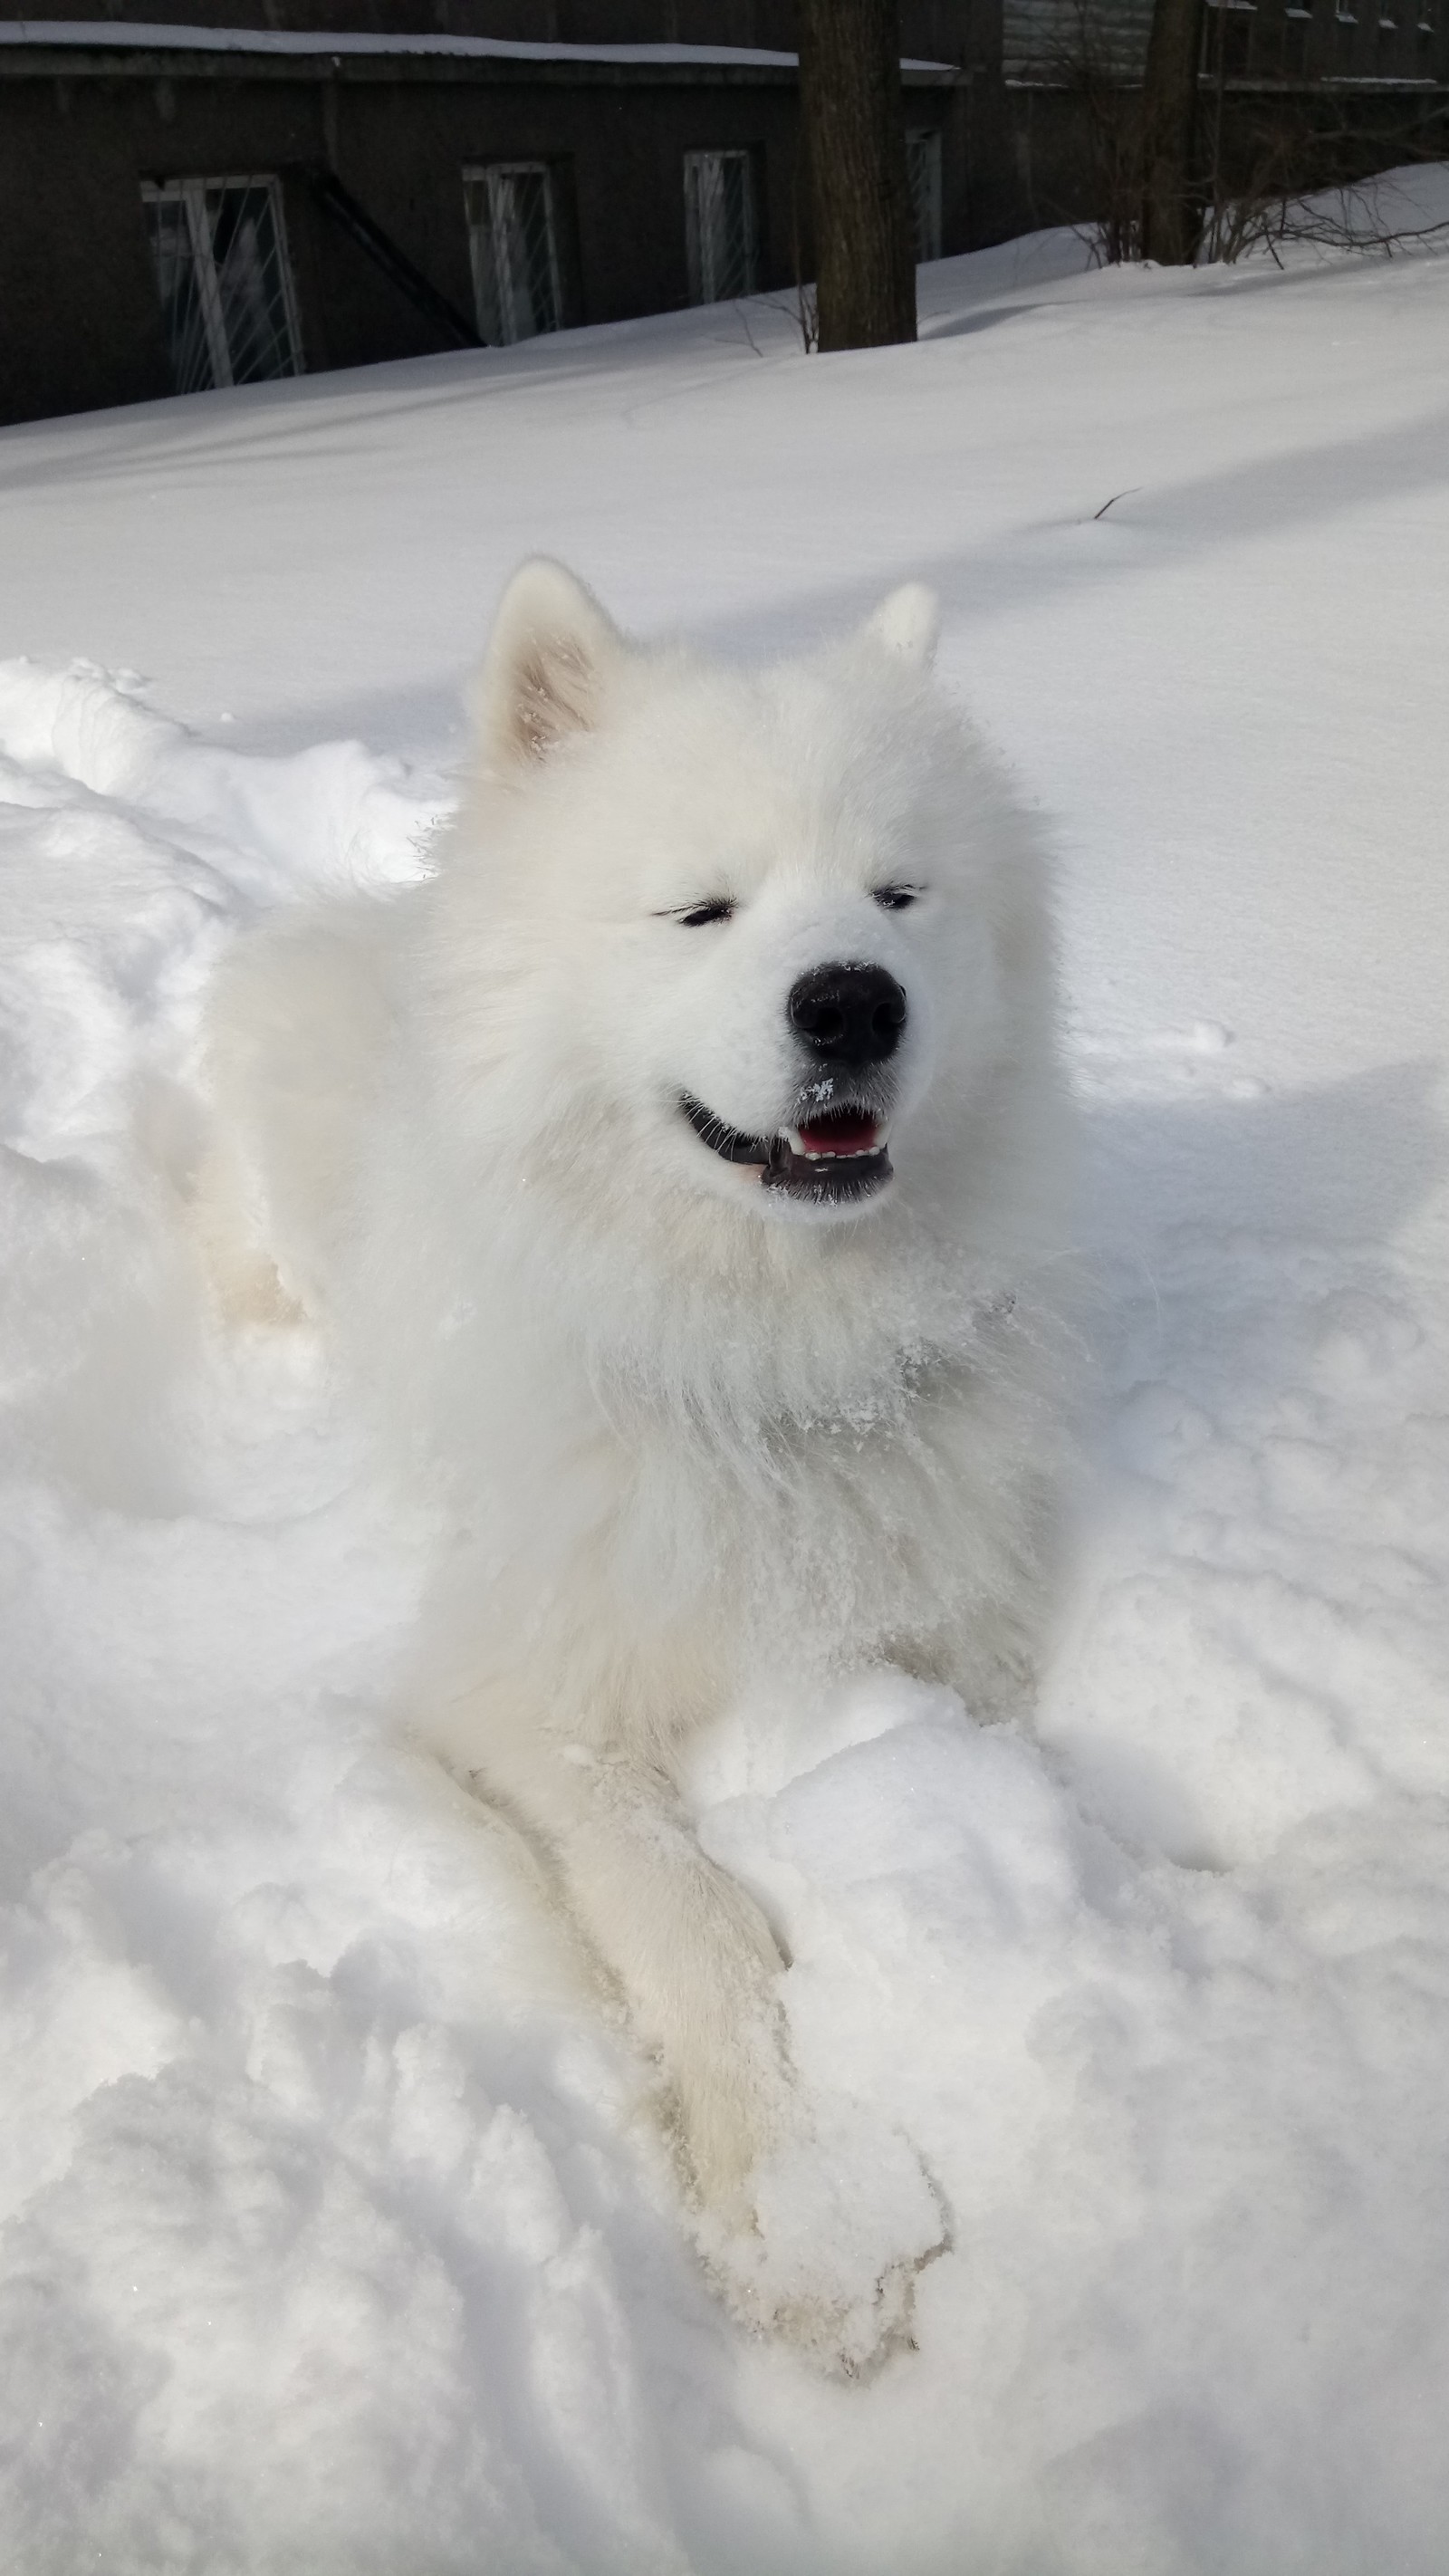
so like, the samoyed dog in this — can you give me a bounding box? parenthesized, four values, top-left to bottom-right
(199, 561, 1070, 2360)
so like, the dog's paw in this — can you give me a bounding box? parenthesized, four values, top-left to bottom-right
(694, 2099, 949, 2375)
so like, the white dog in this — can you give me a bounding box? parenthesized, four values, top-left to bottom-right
(199, 562, 1070, 2351)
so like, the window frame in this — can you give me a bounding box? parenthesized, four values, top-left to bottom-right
(683, 148, 761, 306)
(140, 174, 303, 393)
(907, 127, 945, 266)
(463, 160, 564, 347)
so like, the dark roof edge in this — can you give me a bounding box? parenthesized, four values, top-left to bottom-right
(0, 43, 963, 82)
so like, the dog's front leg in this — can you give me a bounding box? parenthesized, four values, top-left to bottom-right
(475, 1720, 791, 2216)
(570, 1766, 793, 2212)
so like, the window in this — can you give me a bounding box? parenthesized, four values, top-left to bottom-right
(1281, 7, 1312, 70)
(1220, 6, 1254, 72)
(464, 164, 561, 346)
(141, 178, 301, 396)
(684, 149, 759, 304)
(1201, 0, 1256, 68)
(907, 129, 944, 264)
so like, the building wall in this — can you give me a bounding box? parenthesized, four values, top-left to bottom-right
(0, 1, 997, 428)
(0, 73, 182, 418)
(11, 0, 1439, 435)
(0, 51, 964, 425)
(1002, 0, 1449, 88)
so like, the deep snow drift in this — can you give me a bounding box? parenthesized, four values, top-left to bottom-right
(2, 172, 1449, 2574)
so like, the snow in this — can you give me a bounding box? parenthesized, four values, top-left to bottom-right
(3, 167, 1449, 2570)
(0, 19, 948, 67)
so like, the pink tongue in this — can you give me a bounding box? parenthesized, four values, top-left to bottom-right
(797, 1114, 878, 1157)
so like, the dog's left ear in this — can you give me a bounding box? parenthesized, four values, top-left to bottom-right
(861, 582, 941, 670)
(471, 558, 624, 775)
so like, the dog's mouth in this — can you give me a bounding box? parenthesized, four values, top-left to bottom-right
(681, 1094, 893, 1203)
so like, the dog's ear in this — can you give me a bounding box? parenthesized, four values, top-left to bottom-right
(861, 582, 941, 671)
(471, 559, 623, 774)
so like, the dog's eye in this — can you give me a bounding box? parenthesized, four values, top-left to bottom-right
(872, 885, 921, 911)
(673, 899, 734, 928)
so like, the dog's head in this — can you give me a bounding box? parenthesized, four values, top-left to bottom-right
(445, 559, 1052, 1240)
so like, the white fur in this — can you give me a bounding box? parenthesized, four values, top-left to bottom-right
(198, 562, 1073, 2350)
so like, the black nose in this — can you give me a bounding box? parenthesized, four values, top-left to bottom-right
(787, 962, 907, 1069)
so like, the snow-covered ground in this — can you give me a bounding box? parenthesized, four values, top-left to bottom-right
(3, 169, 1449, 2573)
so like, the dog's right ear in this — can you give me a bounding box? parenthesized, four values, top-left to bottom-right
(469, 558, 623, 777)
(862, 582, 941, 670)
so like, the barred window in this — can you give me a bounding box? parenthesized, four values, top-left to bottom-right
(1221, 6, 1255, 71)
(465, 164, 562, 346)
(1281, 9, 1312, 72)
(684, 150, 759, 304)
(141, 178, 302, 396)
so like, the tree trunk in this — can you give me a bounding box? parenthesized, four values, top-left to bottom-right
(796, 0, 917, 350)
(1139, 0, 1208, 263)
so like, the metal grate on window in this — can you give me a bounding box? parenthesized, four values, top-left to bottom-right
(683, 150, 759, 305)
(142, 177, 302, 396)
(464, 164, 562, 345)
(907, 129, 944, 264)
